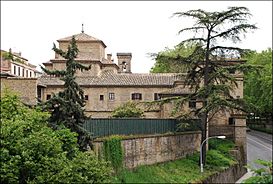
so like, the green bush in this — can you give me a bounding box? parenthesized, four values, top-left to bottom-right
(209, 139, 235, 156)
(112, 102, 144, 118)
(243, 159, 272, 184)
(0, 92, 112, 183)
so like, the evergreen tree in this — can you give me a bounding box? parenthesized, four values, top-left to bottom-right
(155, 7, 257, 165)
(41, 36, 91, 150)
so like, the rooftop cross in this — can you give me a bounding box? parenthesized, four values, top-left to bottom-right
(81, 23, 84, 33)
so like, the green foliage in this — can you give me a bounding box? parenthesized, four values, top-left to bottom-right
(103, 135, 124, 173)
(244, 48, 272, 117)
(151, 7, 257, 165)
(0, 93, 112, 183)
(113, 140, 236, 183)
(150, 44, 196, 73)
(243, 159, 272, 184)
(112, 101, 144, 118)
(208, 139, 235, 156)
(40, 36, 92, 150)
(248, 126, 272, 134)
(2, 51, 14, 60)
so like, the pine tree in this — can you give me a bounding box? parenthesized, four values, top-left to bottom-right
(156, 7, 258, 165)
(41, 36, 91, 150)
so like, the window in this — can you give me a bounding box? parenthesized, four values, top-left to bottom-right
(189, 98, 196, 108)
(13, 66, 16, 75)
(228, 117, 235, 125)
(84, 95, 89, 100)
(109, 93, 115, 100)
(46, 94, 51, 100)
(22, 68, 25, 77)
(100, 95, 104, 101)
(18, 67, 20, 76)
(26, 70, 28, 77)
(154, 93, 160, 100)
(229, 68, 236, 74)
(37, 87, 42, 101)
(122, 61, 127, 71)
(30, 71, 32, 77)
(132, 93, 142, 100)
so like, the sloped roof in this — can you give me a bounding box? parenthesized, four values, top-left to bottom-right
(38, 71, 184, 87)
(58, 32, 100, 41)
(159, 86, 194, 95)
(57, 32, 107, 48)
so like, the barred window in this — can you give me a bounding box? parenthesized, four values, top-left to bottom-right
(84, 95, 89, 100)
(132, 93, 142, 100)
(109, 93, 115, 100)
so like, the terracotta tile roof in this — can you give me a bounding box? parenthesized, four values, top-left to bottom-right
(38, 71, 184, 87)
(57, 33, 100, 42)
(159, 86, 194, 95)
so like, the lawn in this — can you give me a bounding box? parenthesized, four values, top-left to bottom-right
(112, 139, 237, 183)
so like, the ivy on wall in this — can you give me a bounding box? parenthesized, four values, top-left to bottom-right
(103, 135, 124, 173)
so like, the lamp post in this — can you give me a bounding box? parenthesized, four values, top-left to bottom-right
(200, 135, 226, 173)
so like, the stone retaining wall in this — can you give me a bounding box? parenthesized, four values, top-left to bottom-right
(202, 163, 247, 183)
(93, 131, 201, 169)
(202, 147, 247, 183)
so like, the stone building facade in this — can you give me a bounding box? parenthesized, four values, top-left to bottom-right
(0, 31, 247, 162)
(38, 32, 244, 123)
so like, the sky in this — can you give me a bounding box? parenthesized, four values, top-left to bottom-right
(1, 1, 272, 73)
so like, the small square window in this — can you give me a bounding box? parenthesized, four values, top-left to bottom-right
(229, 68, 236, 74)
(84, 95, 89, 100)
(228, 117, 235, 125)
(189, 98, 196, 108)
(154, 93, 160, 100)
(46, 94, 51, 100)
(100, 95, 104, 101)
(109, 93, 115, 100)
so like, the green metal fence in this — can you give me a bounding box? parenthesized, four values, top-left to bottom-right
(83, 118, 201, 138)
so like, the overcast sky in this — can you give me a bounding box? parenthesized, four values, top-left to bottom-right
(1, 1, 272, 73)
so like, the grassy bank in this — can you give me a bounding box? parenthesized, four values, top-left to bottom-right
(112, 139, 237, 183)
(249, 126, 272, 134)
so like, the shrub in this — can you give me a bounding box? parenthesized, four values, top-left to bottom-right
(0, 92, 112, 183)
(243, 159, 272, 184)
(112, 101, 144, 118)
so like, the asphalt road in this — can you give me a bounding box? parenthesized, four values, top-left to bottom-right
(247, 129, 272, 169)
(236, 130, 272, 183)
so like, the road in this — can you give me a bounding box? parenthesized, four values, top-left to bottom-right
(236, 130, 272, 183)
(247, 129, 272, 169)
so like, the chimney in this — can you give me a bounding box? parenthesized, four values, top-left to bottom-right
(107, 53, 112, 63)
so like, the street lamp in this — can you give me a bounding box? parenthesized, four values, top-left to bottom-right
(200, 135, 226, 173)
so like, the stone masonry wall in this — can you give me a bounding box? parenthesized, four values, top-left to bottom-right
(1, 77, 37, 105)
(93, 131, 201, 169)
